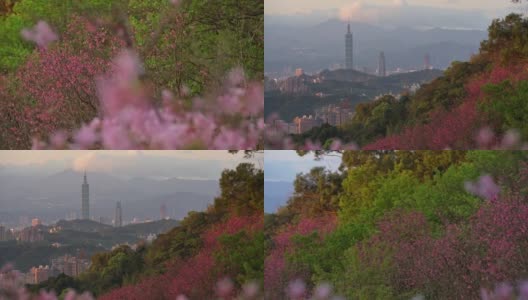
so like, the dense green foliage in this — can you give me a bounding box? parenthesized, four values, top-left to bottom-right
(215, 230, 265, 284)
(285, 166, 345, 218)
(343, 95, 409, 145)
(482, 80, 528, 141)
(265, 151, 528, 299)
(0, 240, 105, 273)
(292, 124, 352, 150)
(0, 0, 115, 72)
(28, 273, 81, 297)
(0, 0, 263, 94)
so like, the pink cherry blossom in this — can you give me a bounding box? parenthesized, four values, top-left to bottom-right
(215, 278, 234, 298)
(287, 279, 306, 300)
(21, 21, 58, 49)
(464, 175, 500, 201)
(36, 49, 264, 149)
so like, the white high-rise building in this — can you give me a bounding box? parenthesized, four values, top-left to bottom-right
(81, 172, 90, 220)
(115, 201, 122, 227)
(345, 23, 354, 70)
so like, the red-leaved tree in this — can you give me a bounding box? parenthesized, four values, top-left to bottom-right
(264, 215, 337, 299)
(6, 16, 124, 146)
(365, 64, 528, 150)
(99, 214, 263, 300)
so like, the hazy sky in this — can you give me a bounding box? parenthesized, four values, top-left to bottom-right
(0, 150, 263, 180)
(264, 151, 341, 182)
(264, 151, 341, 213)
(265, 0, 517, 16)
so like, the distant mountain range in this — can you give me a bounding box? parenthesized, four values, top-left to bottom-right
(265, 19, 487, 75)
(0, 169, 219, 224)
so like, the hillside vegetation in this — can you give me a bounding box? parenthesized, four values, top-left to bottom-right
(0, 0, 264, 149)
(294, 14, 528, 149)
(265, 151, 528, 299)
(30, 163, 264, 299)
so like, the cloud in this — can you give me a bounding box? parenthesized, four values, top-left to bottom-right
(393, 0, 408, 6)
(338, 1, 379, 22)
(338, 0, 410, 23)
(73, 152, 114, 172)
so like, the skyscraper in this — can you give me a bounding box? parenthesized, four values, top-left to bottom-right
(345, 23, 353, 70)
(115, 201, 122, 227)
(81, 172, 89, 220)
(424, 53, 432, 70)
(160, 203, 167, 220)
(378, 51, 386, 77)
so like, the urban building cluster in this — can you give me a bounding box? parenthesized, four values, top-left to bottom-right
(265, 23, 435, 93)
(23, 254, 91, 284)
(0, 173, 177, 287)
(268, 103, 356, 135)
(265, 23, 437, 133)
(0, 219, 46, 242)
(0, 173, 173, 238)
(315, 103, 355, 127)
(0, 225, 14, 241)
(82, 172, 123, 227)
(15, 225, 44, 242)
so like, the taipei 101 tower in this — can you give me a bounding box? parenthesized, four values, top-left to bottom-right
(345, 23, 353, 69)
(82, 171, 90, 220)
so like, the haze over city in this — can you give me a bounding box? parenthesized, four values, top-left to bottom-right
(0, 151, 262, 226)
(265, 0, 521, 77)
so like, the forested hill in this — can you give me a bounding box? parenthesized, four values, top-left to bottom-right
(290, 13, 528, 149)
(346, 13, 528, 149)
(0, 219, 180, 272)
(264, 151, 528, 299)
(30, 163, 264, 299)
(265, 68, 443, 122)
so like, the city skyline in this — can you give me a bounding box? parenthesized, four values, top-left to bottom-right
(0, 151, 262, 227)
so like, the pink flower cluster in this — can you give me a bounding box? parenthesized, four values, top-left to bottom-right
(464, 175, 501, 201)
(279, 278, 528, 300)
(481, 282, 528, 300)
(279, 278, 344, 300)
(358, 198, 528, 298)
(6, 16, 124, 149)
(34, 49, 264, 150)
(21, 21, 58, 49)
(475, 127, 528, 150)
